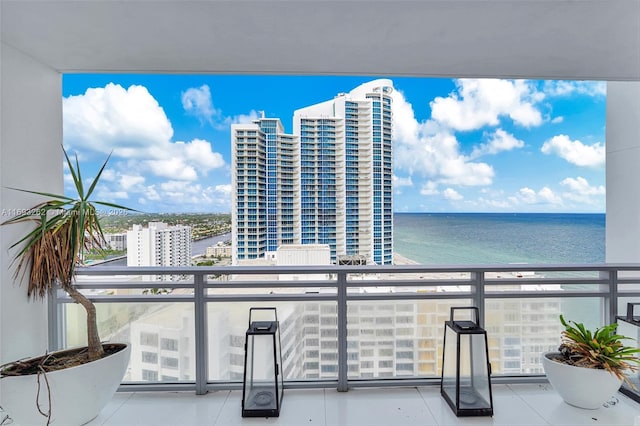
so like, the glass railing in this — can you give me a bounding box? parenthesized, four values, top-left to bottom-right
(53, 263, 640, 394)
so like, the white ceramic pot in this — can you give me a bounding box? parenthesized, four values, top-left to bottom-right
(0, 343, 130, 425)
(542, 351, 622, 409)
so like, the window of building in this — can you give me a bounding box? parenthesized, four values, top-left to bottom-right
(140, 332, 158, 347)
(161, 338, 179, 351)
(141, 351, 158, 364)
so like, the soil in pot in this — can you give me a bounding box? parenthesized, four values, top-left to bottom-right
(1, 343, 126, 376)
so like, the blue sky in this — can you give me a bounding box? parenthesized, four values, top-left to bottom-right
(62, 75, 606, 214)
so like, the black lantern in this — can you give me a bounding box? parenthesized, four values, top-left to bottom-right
(441, 307, 493, 417)
(242, 307, 284, 417)
(617, 303, 640, 403)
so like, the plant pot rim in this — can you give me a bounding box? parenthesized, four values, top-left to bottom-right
(1, 342, 128, 377)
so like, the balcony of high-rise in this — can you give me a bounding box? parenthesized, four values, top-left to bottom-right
(2, 1, 640, 425)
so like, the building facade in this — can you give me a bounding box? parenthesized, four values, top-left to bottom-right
(232, 80, 394, 265)
(104, 232, 127, 251)
(231, 117, 298, 264)
(127, 222, 192, 280)
(294, 79, 394, 265)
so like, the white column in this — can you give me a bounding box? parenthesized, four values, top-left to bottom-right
(605, 82, 640, 263)
(0, 42, 62, 362)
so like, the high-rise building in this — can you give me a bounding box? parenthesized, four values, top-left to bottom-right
(231, 117, 298, 264)
(232, 80, 394, 265)
(294, 79, 394, 265)
(127, 222, 192, 280)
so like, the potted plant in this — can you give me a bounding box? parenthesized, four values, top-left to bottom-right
(542, 314, 640, 409)
(0, 148, 134, 425)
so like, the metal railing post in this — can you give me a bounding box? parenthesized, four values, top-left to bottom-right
(48, 288, 63, 351)
(337, 270, 348, 392)
(474, 271, 486, 326)
(608, 269, 618, 325)
(194, 272, 208, 395)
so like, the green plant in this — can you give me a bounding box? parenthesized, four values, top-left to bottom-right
(2, 147, 134, 363)
(558, 314, 640, 382)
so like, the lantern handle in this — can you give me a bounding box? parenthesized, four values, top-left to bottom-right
(450, 306, 479, 326)
(627, 303, 640, 322)
(248, 307, 278, 326)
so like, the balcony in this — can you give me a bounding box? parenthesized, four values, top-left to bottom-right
(46, 263, 639, 425)
(2, 2, 640, 424)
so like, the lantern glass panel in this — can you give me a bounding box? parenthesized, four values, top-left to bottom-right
(618, 302, 640, 402)
(243, 333, 278, 412)
(441, 325, 458, 403)
(458, 333, 492, 411)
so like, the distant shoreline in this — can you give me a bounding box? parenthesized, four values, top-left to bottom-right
(393, 252, 418, 265)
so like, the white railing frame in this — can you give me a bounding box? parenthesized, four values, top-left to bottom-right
(49, 263, 640, 394)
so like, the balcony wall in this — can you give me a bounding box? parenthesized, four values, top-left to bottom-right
(0, 43, 62, 362)
(606, 82, 640, 263)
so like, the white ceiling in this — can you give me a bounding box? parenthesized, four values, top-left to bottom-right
(1, 0, 639, 80)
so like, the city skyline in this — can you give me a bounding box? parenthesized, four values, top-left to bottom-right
(62, 75, 606, 214)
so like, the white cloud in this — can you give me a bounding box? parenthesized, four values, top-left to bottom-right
(393, 175, 413, 188)
(180, 139, 226, 172)
(561, 176, 605, 195)
(64, 83, 174, 154)
(214, 184, 233, 198)
(430, 79, 543, 131)
(181, 85, 219, 124)
(419, 181, 439, 196)
(516, 186, 562, 206)
(551, 116, 564, 124)
(541, 135, 605, 167)
(63, 84, 227, 184)
(224, 110, 261, 126)
(392, 90, 495, 187)
(144, 185, 161, 201)
(443, 188, 463, 201)
(119, 174, 145, 190)
(470, 129, 525, 159)
(543, 81, 606, 97)
(147, 181, 231, 212)
(146, 158, 199, 181)
(560, 176, 605, 205)
(518, 187, 537, 204)
(477, 197, 512, 209)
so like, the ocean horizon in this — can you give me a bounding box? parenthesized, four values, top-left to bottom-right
(393, 212, 605, 265)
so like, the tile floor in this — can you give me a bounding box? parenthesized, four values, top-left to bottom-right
(77, 384, 639, 426)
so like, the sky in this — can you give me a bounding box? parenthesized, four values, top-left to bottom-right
(62, 75, 606, 214)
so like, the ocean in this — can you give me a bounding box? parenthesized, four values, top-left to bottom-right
(393, 213, 605, 265)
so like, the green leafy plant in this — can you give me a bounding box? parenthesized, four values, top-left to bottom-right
(558, 314, 640, 382)
(2, 147, 135, 363)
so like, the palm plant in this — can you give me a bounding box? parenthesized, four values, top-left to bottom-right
(3, 147, 134, 362)
(558, 314, 640, 382)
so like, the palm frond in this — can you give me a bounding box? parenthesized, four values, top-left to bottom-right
(2, 147, 138, 360)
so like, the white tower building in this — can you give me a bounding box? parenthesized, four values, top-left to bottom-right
(127, 222, 192, 280)
(294, 79, 394, 265)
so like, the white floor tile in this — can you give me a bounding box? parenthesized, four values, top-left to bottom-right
(84, 392, 133, 426)
(418, 385, 549, 426)
(75, 384, 640, 426)
(99, 391, 228, 426)
(213, 389, 325, 426)
(509, 384, 640, 426)
(323, 387, 437, 426)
